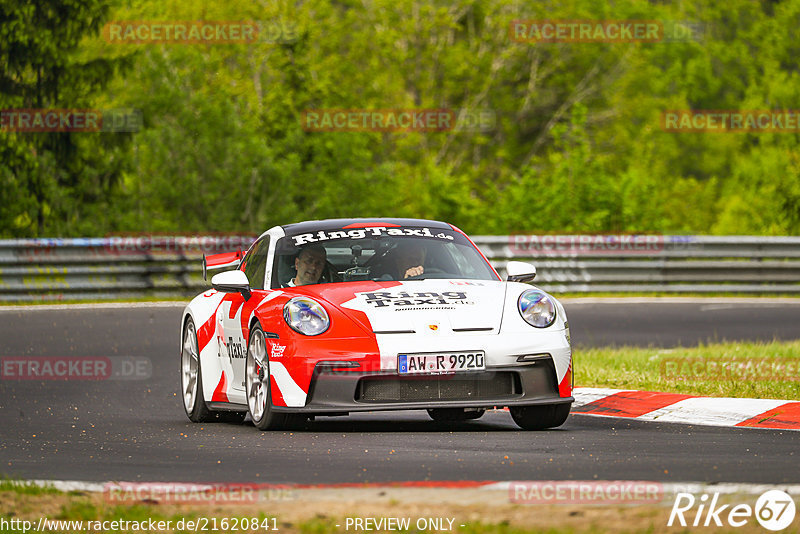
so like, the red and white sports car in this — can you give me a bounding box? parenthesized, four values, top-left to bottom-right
(180, 218, 573, 430)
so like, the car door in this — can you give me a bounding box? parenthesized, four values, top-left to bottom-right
(216, 236, 270, 400)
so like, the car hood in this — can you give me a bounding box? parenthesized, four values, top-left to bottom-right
(300, 280, 506, 335)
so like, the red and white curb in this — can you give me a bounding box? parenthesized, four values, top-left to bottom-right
(573, 387, 800, 430)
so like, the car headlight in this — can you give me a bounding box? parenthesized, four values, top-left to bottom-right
(283, 297, 330, 336)
(518, 289, 556, 328)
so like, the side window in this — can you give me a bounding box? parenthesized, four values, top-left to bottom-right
(241, 236, 270, 290)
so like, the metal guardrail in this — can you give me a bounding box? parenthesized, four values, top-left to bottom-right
(477, 235, 800, 294)
(0, 237, 249, 302)
(1, 235, 799, 301)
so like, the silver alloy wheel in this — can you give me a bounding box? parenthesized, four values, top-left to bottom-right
(181, 319, 199, 413)
(246, 328, 269, 422)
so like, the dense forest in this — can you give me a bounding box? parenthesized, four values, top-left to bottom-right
(2, 0, 800, 237)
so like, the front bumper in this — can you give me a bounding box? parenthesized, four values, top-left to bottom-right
(272, 356, 572, 414)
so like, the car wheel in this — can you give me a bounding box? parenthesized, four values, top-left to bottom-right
(427, 408, 485, 422)
(509, 403, 571, 430)
(246, 323, 292, 430)
(182, 318, 246, 423)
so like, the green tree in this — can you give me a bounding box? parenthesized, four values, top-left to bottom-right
(0, 0, 133, 236)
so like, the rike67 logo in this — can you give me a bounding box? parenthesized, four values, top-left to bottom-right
(668, 490, 796, 531)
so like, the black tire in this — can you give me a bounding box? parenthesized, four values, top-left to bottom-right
(181, 317, 213, 422)
(427, 408, 485, 422)
(181, 317, 246, 423)
(246, 323, 298, 430)
(509, 403, 571, 430)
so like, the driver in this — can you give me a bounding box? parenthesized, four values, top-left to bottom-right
(393, 241, 427, 279)
(285, 245, 327, 286)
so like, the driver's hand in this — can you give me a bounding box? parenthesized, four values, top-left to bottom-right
(403, 265, 424, 278)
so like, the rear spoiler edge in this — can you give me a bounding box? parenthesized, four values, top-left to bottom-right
(203, 250, 244, 281)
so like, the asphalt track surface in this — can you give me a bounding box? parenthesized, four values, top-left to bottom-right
(1, 300, 799, 484)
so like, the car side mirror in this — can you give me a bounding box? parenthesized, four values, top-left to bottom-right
(506, 261, 536, 283)
(211, 270, 251, 300)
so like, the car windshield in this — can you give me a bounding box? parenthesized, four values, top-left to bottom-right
(271, 225, 498, 288)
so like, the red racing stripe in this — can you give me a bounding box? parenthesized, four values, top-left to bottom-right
(212, 371, 229, 402)
(572, 390, 694, 418)
(196, 313, 217, 353)
(342, 222, 402, 228)
(228, 297, 244, 319)
(558, 366, 572, 397)
(238, 293, 268, 342)
(736, 402, 800, 430)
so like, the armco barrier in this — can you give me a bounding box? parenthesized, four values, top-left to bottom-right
(0, 237, 253, 302)
(478, 235, 800, 294)
(0, 235, 798, 301)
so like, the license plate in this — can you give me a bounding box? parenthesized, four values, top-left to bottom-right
(398, 351, 485, 374)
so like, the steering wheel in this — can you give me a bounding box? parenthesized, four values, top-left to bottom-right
(404, 267, 445, 280)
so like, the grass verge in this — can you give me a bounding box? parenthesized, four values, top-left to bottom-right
(0, 483, 781, 534)
(576, 340, 800, 400)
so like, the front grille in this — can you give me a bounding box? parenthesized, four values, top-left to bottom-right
(355, 372, 520, 403)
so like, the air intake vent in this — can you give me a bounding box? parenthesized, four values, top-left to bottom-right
(356, 372, 520, 403)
